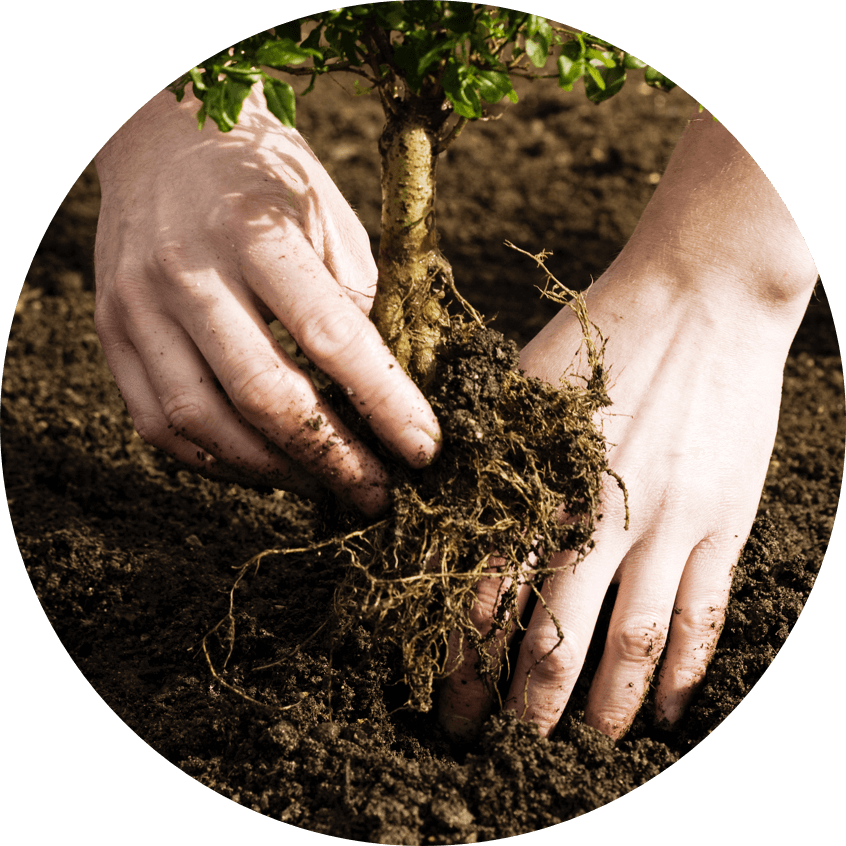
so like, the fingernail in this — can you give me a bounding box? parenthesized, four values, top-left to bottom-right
(422, 425, 442, 443)
(397, 424, 442, 469)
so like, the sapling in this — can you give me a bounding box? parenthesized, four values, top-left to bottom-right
(178, 3, 672, 711)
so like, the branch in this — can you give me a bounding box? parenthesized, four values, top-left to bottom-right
(366, 18, 403, 79)
(272, 62, 376, 83)
(434, 116, 467, 155)
(492, 11, 530, 59)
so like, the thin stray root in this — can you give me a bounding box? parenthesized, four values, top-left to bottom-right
(200, 522, 389, 711)
(503, 240, 605, 376)
(505, 240, 629, 530)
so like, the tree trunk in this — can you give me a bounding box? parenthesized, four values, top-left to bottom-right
(370, 104, 452, 388)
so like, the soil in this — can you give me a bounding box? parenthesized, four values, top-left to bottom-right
(4, 73, 844, 843)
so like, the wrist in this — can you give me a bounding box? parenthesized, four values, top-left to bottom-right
(95, 84, 290, 185)
(576, 263, 814, 386)
(605, 234, 816, 356)
(615, 227, 817, 322)
(606, 110, 817, 336)
(95, 88, 174, 168)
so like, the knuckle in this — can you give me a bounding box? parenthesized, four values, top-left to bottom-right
(672, 603, 725, 642)
(293, 304, 369, 367)
(218, 190, 302, 235)
(132, 411, 171, 450)
(145, 246, 220, 309)
(149, 243, 190, 274)
(608, 615, 668, 665)
(149, 244, 185, 271)
(93, 302, 122, 348)
(521, 628, 583, 690)
(467, 577, 511, 634)
(214, 194, 256, 236)
(160, 390, 210, 438)
(95, 266, 144, 321)
(668, 604, 725, 676)
(228, 359, 289, 420)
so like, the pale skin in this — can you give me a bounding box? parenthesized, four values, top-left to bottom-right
(95, 89, 817, 739)
(95, 87, 441, 515)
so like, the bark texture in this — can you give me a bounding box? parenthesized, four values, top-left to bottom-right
(371, 106, 452, 386)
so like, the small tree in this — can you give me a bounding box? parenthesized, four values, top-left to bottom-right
(171, 2, 673, 385)
(180, 3, 668, 711)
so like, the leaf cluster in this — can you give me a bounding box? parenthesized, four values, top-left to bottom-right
(168, 3, 676, 132)
(557, 31, 675, 103)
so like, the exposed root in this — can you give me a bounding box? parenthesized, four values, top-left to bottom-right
(200, 525, 387, 711)
(206, 249, 626, 716)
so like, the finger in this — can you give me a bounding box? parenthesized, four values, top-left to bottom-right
(504, 528, 630, 737)
(654, 534, 739, 726)
(101, 322, 324, 499)
(439, 561, 533, 741)
(169, 272, 394, 514)
(583, 536, 696, 739)
(240, 227, 442, 468)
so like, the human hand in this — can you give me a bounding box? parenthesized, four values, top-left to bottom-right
(439, 110, 818, 740)
(440, 267, 814, 739)
(94, 87, 440, 513)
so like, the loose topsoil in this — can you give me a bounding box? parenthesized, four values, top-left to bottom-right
(4, 73, 844, 843)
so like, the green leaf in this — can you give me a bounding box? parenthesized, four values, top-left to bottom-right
(623, 53, 646, 69)
(275, 21, 301, 43)
(393, 45, 425, 91)
(394, 25, 460, 89)
(394, 0, 441, 27)
(443, 1, 475, 33)
(585, 63, 606, 91)
(301, 26, 323, 52)
(169, 78, 188, 102)
(443, 61, 482, 119)
(585, 48, 616, 68)
(526, 14, 553, 41)
(201, 75, 253, 132)
(445, 90, 478, 119)
(644, 66, 677, 91)
(524, 36, 546, 67)
(524, 15, 553, 67)
(223, 64, 263, 86)
(476, 69, 516, 104)
(585, 64, 627, 103)
(301, 71, 317, 97)
(338, 30, 361, 63)
(416, 38, 456, 77)
(188, 67, 207, 92)
(582, 32, 615, 49)
(263, 77, 296, 127)
(557, 40, 586, 89)
(557, 52, 585, 91)
(353, 79, 374, 96)
(372, 1, 409, 30)
(255, 38, 322, 69)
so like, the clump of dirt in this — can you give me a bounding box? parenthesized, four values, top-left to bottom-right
(322, 312, 616, 713)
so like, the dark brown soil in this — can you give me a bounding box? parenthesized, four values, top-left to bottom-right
(4, 73, 844, 843)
